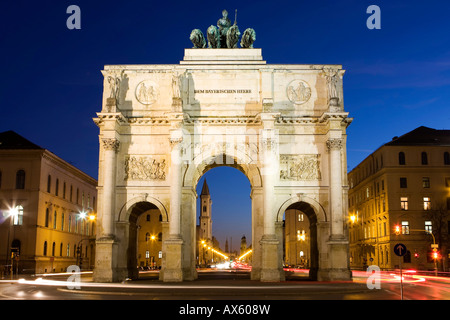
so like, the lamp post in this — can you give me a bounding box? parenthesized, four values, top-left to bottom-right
(76, 210, 96, 270)
(6, 207, 19, 280)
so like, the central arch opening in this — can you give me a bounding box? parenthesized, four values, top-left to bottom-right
(127, 201, 163, 279)
(195, 165, 252, 276)
(282, 202, 319, 280)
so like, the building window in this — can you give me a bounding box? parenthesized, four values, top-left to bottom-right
(43, 241, 48, 256)
(399, 152, 406, 165)
(400, 197, 408, 210)
(422, 177, 430, 188)
(47, 175, 51, 193)
(425, 221, 432, 233)
(444, 152, 450, 165)
(53, 211, 57, 229)
(12, 205, 24, 226)
(63, 182, 66, 199)
(145, 250, 150, 259)
(146, 214, 150, 222)
(298, 213, 304, 221)
(52, 242, 56, 256)
(15, 170, 25, 189)
(423, 197, 431, 210)
(400, 177, 407, 188)
(61, 213, 64, 231)
(421, 152, 428, 165)
(55, 179, 59, 196)
(68, 215, 72, 232)
(67, 244, 70, 257)
(45, 208, 50, 227)
(401, 221, 410, 235)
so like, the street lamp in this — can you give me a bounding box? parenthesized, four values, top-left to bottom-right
(5, 207, 20, 279)
(76, 210, 96, 270)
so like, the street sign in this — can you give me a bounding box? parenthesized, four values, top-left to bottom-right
(394, 243, 407, 257)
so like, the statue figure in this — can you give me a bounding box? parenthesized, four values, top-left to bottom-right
(190, 29, 206, 48)
(240, 28, 256, 48)
(323, 68, 340, 102)
(107, 75, 120, 100)
(172, 73, 181, 98)
(207, 25, 220, 48)
(226, 24, 240, 48)
(217, 9, 232, 48)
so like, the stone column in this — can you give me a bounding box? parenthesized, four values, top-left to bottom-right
(325, 137, 352, 280)
(101, 138, 120, 238)
(260, 128, 283, 282)
(161, 135, 184, 282)
(326, 138, 344, 239)
(94, 137, 119, 283)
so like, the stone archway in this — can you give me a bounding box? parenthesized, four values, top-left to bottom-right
(93, 48, 352, 283)
(280, 201, 320, 280)
(182, 152, 265, 281)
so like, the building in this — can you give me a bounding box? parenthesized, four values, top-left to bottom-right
(284, 208, 311, 268)
(135, 207, 163, 269)
(348, 126, 450, 272)
(197, 180, 213, 266)
(0, 131, 97, 275)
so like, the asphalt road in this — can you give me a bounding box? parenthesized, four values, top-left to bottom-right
(1, 269, 449, 302)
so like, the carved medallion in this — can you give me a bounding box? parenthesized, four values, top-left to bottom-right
(135, 80, 159, 105)
(286, 80, 312, 105)
(280, 154, 321, 181)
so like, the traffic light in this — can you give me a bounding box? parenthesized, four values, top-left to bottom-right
(432, 249, 440, 260)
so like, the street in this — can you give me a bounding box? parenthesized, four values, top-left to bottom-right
(1, 269, 449, 301)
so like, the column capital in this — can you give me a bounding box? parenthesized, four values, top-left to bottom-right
(102, 138, 120, 152)
(326, 138, 343, 151)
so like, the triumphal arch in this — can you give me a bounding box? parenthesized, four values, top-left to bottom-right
(93, 13, 352, 282)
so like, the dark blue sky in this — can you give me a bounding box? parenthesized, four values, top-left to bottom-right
(2, 1, 450, 251)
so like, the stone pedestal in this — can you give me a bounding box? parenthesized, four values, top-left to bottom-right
(317, 237, 352, 281)
(93, 238, 118, 283)
(260, 235, 284, 282)
(161, 237, 184, 282)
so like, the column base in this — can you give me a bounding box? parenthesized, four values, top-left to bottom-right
(320, 236, 351, 281)
(93, 237, 118, 283)
(161, 236, 184, 282)
(260, 235, 284, 282)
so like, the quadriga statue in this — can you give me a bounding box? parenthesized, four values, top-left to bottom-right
(190, 29, 206, 48)
(190, 10, 256, 49)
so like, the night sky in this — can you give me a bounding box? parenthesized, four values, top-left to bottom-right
(2, 1, 450, 252)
